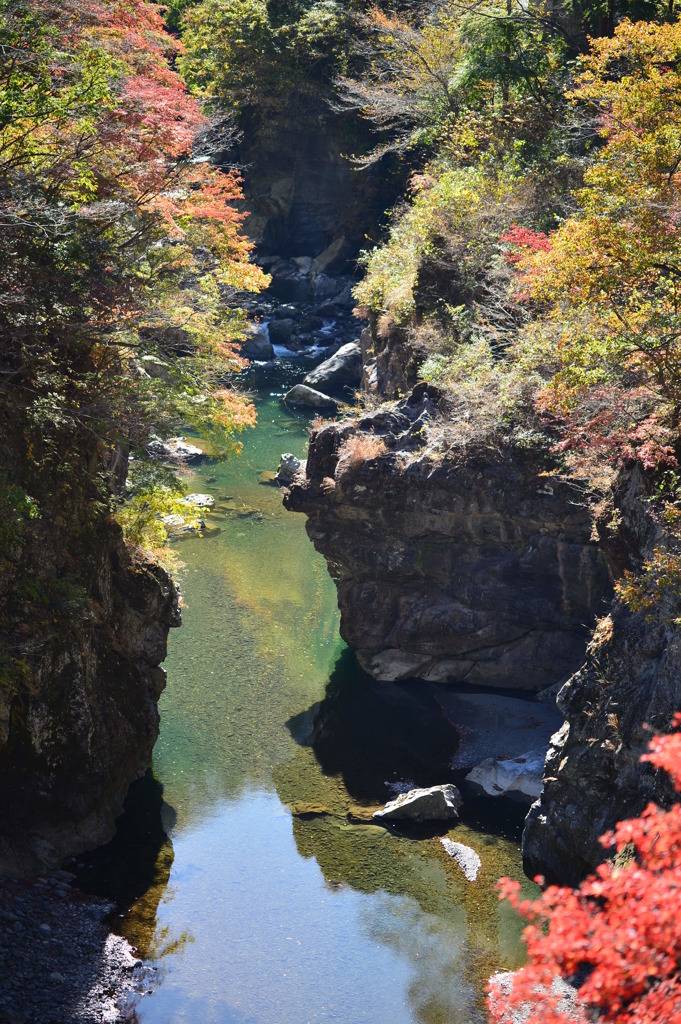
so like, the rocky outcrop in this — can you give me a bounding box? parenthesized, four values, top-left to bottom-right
(285, 384, 611, 689)
(0, 518, 180, 875)
(520, 467, 681, 885)
(522, 592, 681, 885)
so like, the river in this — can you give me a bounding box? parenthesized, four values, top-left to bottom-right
(78, 358, 537, 1024)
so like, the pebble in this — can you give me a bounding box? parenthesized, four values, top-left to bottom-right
(0, 875, 147, 1022)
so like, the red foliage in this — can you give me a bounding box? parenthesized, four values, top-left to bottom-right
(544, 385, 678, 482)
(488, 716, 681, 1024)
(500, 223, 552, 265)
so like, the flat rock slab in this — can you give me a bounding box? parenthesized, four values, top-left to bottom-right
(440, 838, 482, 881)
(466, 749, 547, 803)
(426, 687, 563, 771)
(373, 784, 463, 822)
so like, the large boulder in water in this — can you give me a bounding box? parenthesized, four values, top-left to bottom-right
(269, 319, 296, 346)
(239, 324, 274, 360)
(284, 384, 338, 412)
(373, 784, 463, 822)
(276, 454, 306, 485)
(304, 341, 362, 394)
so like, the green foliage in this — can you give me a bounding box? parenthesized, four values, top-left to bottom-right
(0, 476, 39, 549)
(180, 0, 351, 111)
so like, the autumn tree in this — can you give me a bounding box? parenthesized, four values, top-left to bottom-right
(488, 718, 681, 1024)
(0, 0, 267, 686)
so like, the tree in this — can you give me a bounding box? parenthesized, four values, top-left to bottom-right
(488, 717, 681, 1024)
(0, 0, 267, 459)
(179, 0, 351, 115)
(519, 20, 681, 423)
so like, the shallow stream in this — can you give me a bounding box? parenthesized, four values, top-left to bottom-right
(80, 360, 537, 1024)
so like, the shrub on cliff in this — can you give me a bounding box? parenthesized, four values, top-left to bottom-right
(489, 718, 681, 1024)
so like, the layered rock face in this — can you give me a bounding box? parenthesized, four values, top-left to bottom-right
(0, 518, 180, 874)
(233, 110, 400, 263)
(522, 468, 681, 885)
(285, 385, 611, 690)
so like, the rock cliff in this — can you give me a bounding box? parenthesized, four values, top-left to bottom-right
(0, 398, 181, 875)
(522, 468, 681, 885)
(285, 384, 611, 690)
(0, 517, 180, 875)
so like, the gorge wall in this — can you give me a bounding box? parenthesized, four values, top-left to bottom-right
(286, 328, 681, 885)
(285, 384, 612, 691)
(0, 404, 180, 875)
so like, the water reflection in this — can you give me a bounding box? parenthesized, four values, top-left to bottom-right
(74, 771, 175, 956)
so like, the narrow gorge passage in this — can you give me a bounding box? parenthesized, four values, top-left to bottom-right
(78, 361, 537, 1024)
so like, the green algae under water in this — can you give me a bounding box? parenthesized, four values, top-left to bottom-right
(85, 362, 539, 1024)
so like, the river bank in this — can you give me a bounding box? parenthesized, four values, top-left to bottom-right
(0, 872, 144, 1024)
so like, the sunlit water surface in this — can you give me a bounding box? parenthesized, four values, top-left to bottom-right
(82, 361, 537, 1024)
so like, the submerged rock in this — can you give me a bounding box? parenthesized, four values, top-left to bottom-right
(147, 436, 206, 464)
(489, 971, 583, 1024)
(162, 513, 206, 535)
(440, 838, 482, 881)
(373, 784, 463, 822)
(284, 384, 338, 412)
(465, 749, 547, 804)
(182, 493, 215, 509)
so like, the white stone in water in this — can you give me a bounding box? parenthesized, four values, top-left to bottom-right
(465, 749, 547, 803)
(276, 453, 306, 485)
(440, 838, 482, 882)
(182, 494, 215, 508)
(373, 784, 463, 822)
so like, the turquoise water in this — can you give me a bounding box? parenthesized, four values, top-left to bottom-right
(99, 362, 536, 1024)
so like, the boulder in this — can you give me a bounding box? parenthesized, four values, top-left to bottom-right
(440, 838, 482, 881)
(269, 319, 296, 346)
(147, 436, 206, 464)
(162, 514, 206, 535)
(276, 453, 306, 485)
(311, 236, 349, 276)
(292, 256, 312, 275)
(303, 341, 362, 394)
(465, 749, 547, 803)
(273, 303, 299, 320)
(373, 784, 463, 822)
(284, 385, 338, 412)
(311, 273, 350, 303)
(182, 493, 215, 509)
(239, 324, 274, 361)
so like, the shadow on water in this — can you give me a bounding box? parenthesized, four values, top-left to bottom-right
(285, 647, 529, 842)
(285, 648, 464, 805)
(73, 771, 175, 956)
